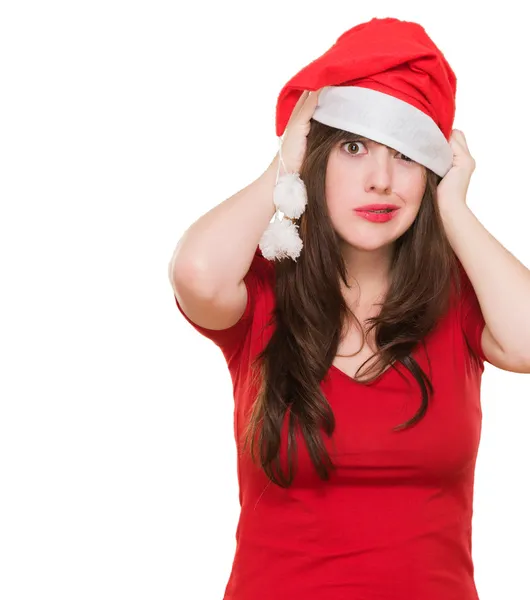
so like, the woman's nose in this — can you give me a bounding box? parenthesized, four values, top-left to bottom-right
(366, 153, 393, 193)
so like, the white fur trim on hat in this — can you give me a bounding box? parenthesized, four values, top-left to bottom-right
(313, 86, 453, 177)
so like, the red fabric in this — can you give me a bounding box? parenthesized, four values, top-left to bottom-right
(275, 17, 457, 140)
(458, 262, 487, 364)
(173, 249, 487, 600)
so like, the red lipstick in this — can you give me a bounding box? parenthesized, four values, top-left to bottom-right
(355, 203, 400, 211)
(354, 204, 400, 223)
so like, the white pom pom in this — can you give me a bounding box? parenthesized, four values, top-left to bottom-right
(259, 214, 303, 261)
(273, 172, 308, 219)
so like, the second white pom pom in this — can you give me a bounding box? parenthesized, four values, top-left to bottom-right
(258, 214, 303, 261)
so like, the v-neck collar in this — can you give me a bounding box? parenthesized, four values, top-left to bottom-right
(328, 360, 399, 386)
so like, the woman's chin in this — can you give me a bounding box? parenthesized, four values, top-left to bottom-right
(339, 236, 396, 253)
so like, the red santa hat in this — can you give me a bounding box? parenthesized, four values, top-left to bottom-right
(259, 17, 457, 261)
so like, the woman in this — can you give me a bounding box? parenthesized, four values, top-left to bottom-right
(168, 17, 529, 600)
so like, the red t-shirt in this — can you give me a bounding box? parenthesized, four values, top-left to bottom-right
(173, 248, 487, 600)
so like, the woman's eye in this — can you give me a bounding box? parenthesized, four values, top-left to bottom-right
(342, 141, 365, 155)
(342, 141, 415, 164)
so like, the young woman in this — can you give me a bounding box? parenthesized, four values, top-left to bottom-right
(168, 17, 530, 600)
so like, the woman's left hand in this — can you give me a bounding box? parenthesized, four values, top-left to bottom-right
(437, 129, 476, 210)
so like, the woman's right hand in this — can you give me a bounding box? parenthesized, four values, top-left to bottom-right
(275, 88, 324, 174)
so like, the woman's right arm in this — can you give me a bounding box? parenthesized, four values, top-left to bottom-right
(168, 89, 322, 331)
(168, 154, 280, 330)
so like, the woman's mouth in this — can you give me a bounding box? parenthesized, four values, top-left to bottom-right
(353, 208, 401, 223)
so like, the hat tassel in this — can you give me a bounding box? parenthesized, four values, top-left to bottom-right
(259, 137, 308, 261)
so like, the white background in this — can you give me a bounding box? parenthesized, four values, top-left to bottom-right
(1, 1, 529, 599)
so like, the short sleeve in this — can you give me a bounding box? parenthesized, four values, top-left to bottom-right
(457, 263, 487, 363)
(173, 247, 274, 364)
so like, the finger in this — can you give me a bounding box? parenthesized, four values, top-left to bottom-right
(451, 134, 472, 158)
(291, 90, 310, 118)
(452, 129, 469, 149)
(284, 91, 309, 131)
(459, 132, 470, 153)
(295, 88, 322, 122)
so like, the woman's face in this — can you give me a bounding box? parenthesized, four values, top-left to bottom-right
(325, 135, 427, 252)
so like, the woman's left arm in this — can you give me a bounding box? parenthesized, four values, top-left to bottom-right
(438, 130, 530, 370)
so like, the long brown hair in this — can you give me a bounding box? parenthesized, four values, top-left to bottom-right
(241, 119, 464, 488)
